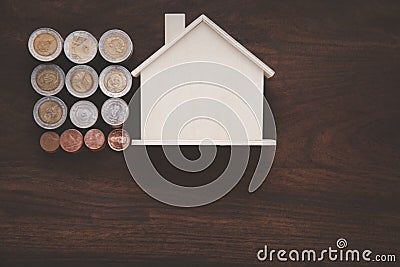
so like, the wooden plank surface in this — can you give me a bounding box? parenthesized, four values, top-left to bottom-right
(0, 0, 399, 266)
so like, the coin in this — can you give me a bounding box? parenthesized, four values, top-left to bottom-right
(84, 129, 105, 151)
(99, 29, 133, 63)
(33, 96, 67, 129)
(101, 98, 129, 127)
(65, 65, 98, 98)
(69, 100, 98, 128)
(31, 64, 65, 96)
(99, 65, 132, 97)
(39, 131, 60, 153)
(28, 28, 63, 61)
(64, 30, 98, 64)
(60, 129, 83, 153)
(108, 129, 130, 151)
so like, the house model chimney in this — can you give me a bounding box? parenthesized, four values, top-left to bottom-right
(165, 13, 185, 44)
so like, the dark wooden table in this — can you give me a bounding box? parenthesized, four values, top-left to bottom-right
(1, 0, 399, 266)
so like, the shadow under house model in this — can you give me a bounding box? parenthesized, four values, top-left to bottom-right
(131, 14, 276, 146)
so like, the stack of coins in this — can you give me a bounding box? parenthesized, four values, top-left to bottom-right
(29, 27, 134, 153)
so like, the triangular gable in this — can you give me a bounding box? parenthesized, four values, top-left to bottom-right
(131, 14, 275, 78)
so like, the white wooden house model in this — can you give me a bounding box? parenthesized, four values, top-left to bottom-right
(131, 14, 275, 146)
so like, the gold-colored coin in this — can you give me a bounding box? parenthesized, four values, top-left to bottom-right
(70, 70, 94, 93)
(99, 30, 132, 63)
(104, 69, 127, 93)
(33, 33, 57, 56)
(38, 100, 62, 124)
(103, 34, 128, 58)
(69, 36, 95, 60)
(36, 67, 59, 91)
(29, 28, 63, 62)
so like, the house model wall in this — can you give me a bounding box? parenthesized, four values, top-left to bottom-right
(131, 14, 275, 143)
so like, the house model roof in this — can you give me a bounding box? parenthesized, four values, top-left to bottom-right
(131, 14, 275, 78)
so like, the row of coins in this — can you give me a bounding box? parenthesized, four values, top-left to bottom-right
(33, 96, 129, 129)
(40, 128, 130, 152)
(28, 28, 133, 63)
(31, 64, 132, 98)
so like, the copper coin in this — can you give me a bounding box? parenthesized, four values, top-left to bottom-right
(108, 129, 130, 151)
(39, 131, 60, 153)
(60, 129, 83, 153)
(84, 129, 105, 151)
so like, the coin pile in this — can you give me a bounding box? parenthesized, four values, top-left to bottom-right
(29, 28, 133, 152)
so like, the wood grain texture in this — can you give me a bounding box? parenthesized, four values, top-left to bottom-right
(0, 0, 399, 266)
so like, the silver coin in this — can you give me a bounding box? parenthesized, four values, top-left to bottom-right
(33, 96, 67, 129)
(28, 28, 63, 62)
(64, 30, 98, 64)
(99, 29, 133, 63)
(31, 64, 65, 96)
(65, 65, 98, 98)
(70, 100, 98, 129)
(99, 65, 132, 97)
(101, 98, 129, 126)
